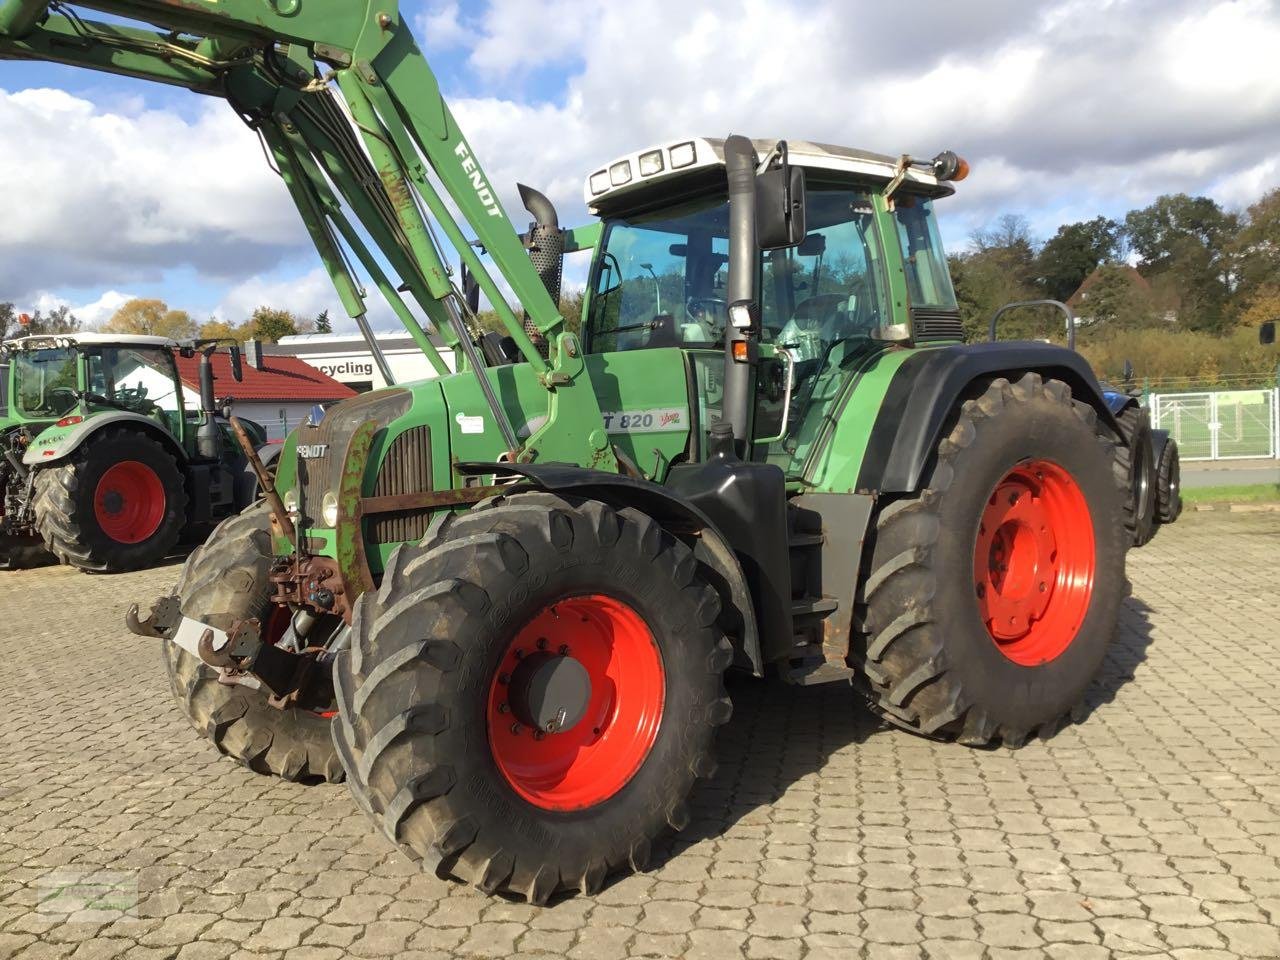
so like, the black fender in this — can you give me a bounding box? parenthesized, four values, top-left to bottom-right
(856, 342, 1124, 494)
(456, 461, 765, 675)
(1150, 427, 1170, 467)
(235, 442, 283, 509)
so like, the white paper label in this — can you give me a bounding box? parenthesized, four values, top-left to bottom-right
(455, 413, 485, 435)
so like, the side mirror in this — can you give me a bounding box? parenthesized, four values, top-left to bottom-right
(1261, 320, 1277, 346)
(229, 344, 244, 382)
(756, 156, 806, 251)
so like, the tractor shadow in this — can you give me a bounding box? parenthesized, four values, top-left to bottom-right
(641, 595, 1155, 880)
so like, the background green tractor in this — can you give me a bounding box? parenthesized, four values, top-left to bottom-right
(0, 0, 1134, 907)
(0, 333, 275, 571)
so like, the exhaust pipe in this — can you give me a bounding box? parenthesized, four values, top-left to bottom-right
(518, 183, 565, 358)
(722, 135, 758, 451)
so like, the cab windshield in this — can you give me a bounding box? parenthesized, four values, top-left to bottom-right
(14, 347, 79, 418)
(585, 185, 891, 361)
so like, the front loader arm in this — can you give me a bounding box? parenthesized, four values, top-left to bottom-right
(0, 1, 616, 471)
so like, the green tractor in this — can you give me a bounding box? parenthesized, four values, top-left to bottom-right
(0, 1, 1129, 903)
(0, 332, 273, 571)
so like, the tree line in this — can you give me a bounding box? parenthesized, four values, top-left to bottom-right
(954, 189, 1280, 387)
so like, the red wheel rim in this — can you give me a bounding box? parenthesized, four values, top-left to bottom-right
(974, 460, 1095, 666)
(93, 461, 165, 544)
(487, 595, 664, 811)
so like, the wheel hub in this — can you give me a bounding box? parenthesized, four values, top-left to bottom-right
(486, 594, 665, 811)
(973, 460, 1095, 666)
(506, 651, 592, 734)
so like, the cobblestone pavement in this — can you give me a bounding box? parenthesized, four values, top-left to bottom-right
(1, 511, 1277, 960)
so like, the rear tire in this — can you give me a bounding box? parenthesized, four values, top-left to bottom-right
(164, 502, 343, 783)
(33, 427, 186, 572)
(1156, 438, 1182, 523)
(850, 374, 1127, 747)
(332, 492, 732, 903)
(1115, 405, 1157, 546)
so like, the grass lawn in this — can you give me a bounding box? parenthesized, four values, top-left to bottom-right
(1182, 483, 1280, 504)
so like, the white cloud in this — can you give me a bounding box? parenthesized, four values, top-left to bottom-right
(0, 87, 305, 301)
(416, 2, 470, 50)
(212, 267, 404, 334)
(30, 289, 136, 328)
(9, 0, 1280, 323)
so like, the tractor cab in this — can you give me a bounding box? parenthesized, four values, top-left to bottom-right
(2, 333, 189, 439)
(580, 138, 967, 479)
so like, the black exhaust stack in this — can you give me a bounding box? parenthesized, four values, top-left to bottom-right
(196, 345, 220, 460)
(722, 135, 759, 451)
(518, 183, 565, 357)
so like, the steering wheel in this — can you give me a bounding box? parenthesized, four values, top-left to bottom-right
(686, 297, 729, 339)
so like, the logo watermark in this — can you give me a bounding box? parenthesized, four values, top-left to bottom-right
(37, 870, 138, 921)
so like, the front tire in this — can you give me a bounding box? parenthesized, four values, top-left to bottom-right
(332, 492, 732, 903)
(33, 427, 186, 572)
(164, 502, 343, 783)
(851, 374, 1128, 747)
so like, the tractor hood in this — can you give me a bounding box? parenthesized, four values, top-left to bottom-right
(272, 349, 697, 571)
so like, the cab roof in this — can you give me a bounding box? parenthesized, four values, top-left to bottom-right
(585, 137, 954, 216)
(2, 333, 179, 350)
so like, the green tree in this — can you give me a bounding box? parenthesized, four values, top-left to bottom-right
(1036, 216, 1123, 301)
(0, 302, 16, 342)
(105, 298, 196, 339)
(950, 214, 1052, 341)
(1230, 188, 1280, 310)
(1076, 264, 1157, 329)
(314, 309, 333, 334)
(1123, 194, 1236, 333)
(198, 318, 251, 341)
(247, 306, 310, 343)
(25, 304, 81, 335)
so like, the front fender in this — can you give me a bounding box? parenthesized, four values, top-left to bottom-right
(857, 342, 1122, 494)
(23, 411, 185, 467)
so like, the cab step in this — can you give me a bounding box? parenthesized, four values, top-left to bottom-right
(781, 643, 855, 686)
(791, 596, 839, 618)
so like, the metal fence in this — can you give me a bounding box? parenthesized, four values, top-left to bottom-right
(1149, 389, 1278, 461)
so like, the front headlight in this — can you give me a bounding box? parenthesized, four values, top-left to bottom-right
(321, 491, 339, 527)
(283, 490, 298, 516)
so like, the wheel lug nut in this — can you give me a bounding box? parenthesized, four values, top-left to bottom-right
(536, 637, 548, 651)
(510, 723, 523, 735)
(558, 644, 569, 655)
(533, 730, 545, 741)
(498, 702, 510, 713)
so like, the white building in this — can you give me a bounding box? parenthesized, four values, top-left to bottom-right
(272, 331, 456, 392)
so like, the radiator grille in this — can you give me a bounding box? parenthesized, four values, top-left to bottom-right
(368, 426, 434, 544)
(912, 308, 965, 343)
(295, 389, 412, 527)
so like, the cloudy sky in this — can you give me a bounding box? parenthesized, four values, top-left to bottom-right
(0, 0, 1278, 331)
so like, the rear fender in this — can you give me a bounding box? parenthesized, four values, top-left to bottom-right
(456, 461, 764, 675)
(856, 342, 1123, 494)
(22, 411, 186, 468)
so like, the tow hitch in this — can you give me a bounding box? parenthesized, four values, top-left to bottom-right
(127, 594, 339, 711)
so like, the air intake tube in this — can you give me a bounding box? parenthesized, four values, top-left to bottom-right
(722, 135, 759, 451)
(518, 183, 565, 358)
